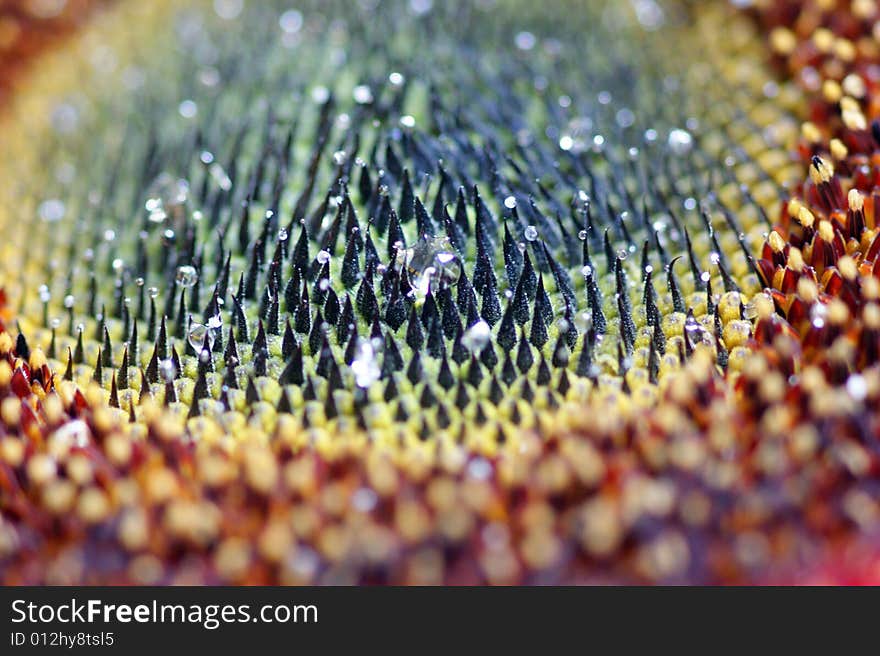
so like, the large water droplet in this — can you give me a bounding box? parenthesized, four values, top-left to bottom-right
(667, 129, 693, 156)
(176, 265, 198, 288)
(353, 85, 373, 104)
(159, 358, 177, 383)
(398, 235, 462, 300)
(187, 322, 214, 353)
(461, 320, 491, 353)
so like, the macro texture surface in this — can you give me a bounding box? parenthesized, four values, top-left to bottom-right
(1, 0, 879, 584)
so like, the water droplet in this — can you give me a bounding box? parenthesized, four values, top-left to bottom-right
(63, 295, 75, 309)
(398, 235, 462, 300)
(145, 173, 189, 223)
(317, 250, 331, 264)
(578, 230, 588, 240)
(634, 0, 665, 29)
(468, 457, 492, 480)
(38, 285, 50, 303)
(178, 99, 198, 118)
(51, 419, 90, 449)
(214, 0, 243, 19)
(389, 71, 405, 86)
(332, 150, 347, 165)
(504, 196, 517, 209)
(148, 287, 159, 299)
(462, 320, 491, 353)
(198, 67, 220, 87)
(351, 339, 380, 388)
(515, 31, 536, 50)
(209, 163, 232, 191)
(159, 358, 177, 383)
(581, 265, 593, 278)
(187, 322, 215, 352)
(400, 115, 416, 128)
(846, 374, 867, 401)
(410, 0, 433, 15)
(38, 199, 65, 223)
(353, 85, 373, 104)
(616, 248, 628, 260)
(352, 487, 378, 512)
(279, 9, 303, 33)
(615, 108, 635, 128)
(574, 311, 593, 333)
(524, 225, 538, 241)
(175, 265, 198, 288)
(667, 128, 693, 156)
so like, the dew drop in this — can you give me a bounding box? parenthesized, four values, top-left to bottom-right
(145, 173, 189, 223)
(175, 265, 198, 288)
(515, 31, 536, 51)
(178, 100, 198, 118)
(159, 358, 177, 383)
(667, 128, 693, 156)
(187, 322, 215, 353)
(38, 199, 65, 223)
(461, 320, 491, 353)
(351, 339, 381, 388)
(353, 85, 373, 104)
(279, 9, 303, 33)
